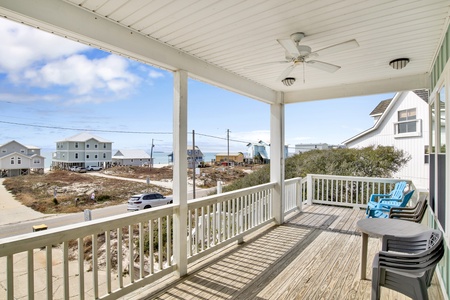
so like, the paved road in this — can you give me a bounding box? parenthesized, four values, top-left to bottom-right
(0, 176, 215, 239)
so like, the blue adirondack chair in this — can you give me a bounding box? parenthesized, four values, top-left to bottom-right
(367, 190, 415, 218)
(365, 181, 407, 214)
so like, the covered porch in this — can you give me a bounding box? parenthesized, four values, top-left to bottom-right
(1, 1, 450, 299)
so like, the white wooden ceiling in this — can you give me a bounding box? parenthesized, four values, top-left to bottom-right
(0, 0, 449, 104)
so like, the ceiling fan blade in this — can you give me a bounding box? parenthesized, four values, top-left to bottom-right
(306, 60, 341, 73)
(277, 38, 300, 56)
(277, 64, 296, 81)
(314, 39, 359, 56)
(244, 61, 289, 69)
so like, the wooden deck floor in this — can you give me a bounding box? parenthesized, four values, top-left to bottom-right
(129, 204, 444, 300)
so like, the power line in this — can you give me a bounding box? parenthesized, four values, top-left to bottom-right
(0, 120, 252, 144)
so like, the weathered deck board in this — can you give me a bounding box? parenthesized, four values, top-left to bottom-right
(131, 205, 444, 300)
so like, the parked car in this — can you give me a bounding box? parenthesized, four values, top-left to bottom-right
(127, 193, 173, 211)
(77, 167, 87, 173)
(69, 166, 80, 172)
(86, 165, 102, 171)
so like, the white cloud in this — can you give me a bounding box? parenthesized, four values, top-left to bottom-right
(22, 54, 140, 96)
(0, 18, 141, 100)
(0, 18, 89, 73)
(149, 70, 164, 79)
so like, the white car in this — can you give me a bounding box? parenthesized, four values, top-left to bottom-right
(86, 166, 102, 171)
(69, 166, 81, 172)
(127, 193, 173, 211)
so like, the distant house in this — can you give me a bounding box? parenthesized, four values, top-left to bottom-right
(168, 146, 204, 168)
(0, 140, 45, 177)
(112, 149, 152, 166)
(295, 143, 329, 154)
(215, 152, 244, 164)
(246, 141, 270, 163)
(52, 132, 113, 170)
(342, 90, 429, 189)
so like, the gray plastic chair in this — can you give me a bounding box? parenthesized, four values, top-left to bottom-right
(389, 197, 428, 223)
(371, 229, 444, 300)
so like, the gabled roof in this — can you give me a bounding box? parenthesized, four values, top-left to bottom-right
(342, 90, 427, 145)
(0, 140, 31, 149)
(369, 99, 392, 117)
(113, 149, 150, 159)
(58, 132, 112, 143)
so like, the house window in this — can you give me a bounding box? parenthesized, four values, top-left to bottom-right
(17, 157, 21, 164)
(103, 153, 106, 158)
(34, 159, 40, 164)
(86, 155, 90, 159)
(10, 157, 14, 164)
(394, 108, 421, 137)
(20, 149, 25, 153)
(75, 142, 78, 148)
(103, 144, 106, 149)
(75, 153, 78, 159)
(95, 144, 98, 149)
(95, 155, 98, 159)
(397, 108, 416, 133)
(86, 144, 90, 149)
(1, 149, 6, 153)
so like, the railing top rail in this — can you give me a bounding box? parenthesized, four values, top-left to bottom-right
(285, 177, 302, 184)
(307, 174, 410, 183)
(0, 204, 176, 256)
(188, 181, 276, 210)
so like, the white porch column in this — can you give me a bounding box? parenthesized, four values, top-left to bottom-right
(270, 92, 285, 225)
(173, 70, 188, 277)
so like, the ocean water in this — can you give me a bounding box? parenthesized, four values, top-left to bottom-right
(42, 151, 217, 168)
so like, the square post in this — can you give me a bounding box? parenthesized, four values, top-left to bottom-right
(173, 70, 188, 277)
(270, 92, 285, 224)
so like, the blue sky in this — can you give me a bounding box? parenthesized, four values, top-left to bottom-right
(0, 18, 395, 154)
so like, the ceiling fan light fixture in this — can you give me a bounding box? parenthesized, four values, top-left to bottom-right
(389, 58, 410, 70)
(282, 77, 296, 86)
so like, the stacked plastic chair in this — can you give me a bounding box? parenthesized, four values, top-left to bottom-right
(372, 229, 444, 300)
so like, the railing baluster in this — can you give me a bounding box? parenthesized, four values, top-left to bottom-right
(117, 228, 123, 288)
(188, 209, 192, 257)
(27, 249, 34, 300)
(92, 234, 98, 298)
(194, 208, 199, 254)
(63, 241, 69, 299)
(129, 225, 134, 283)
(6, 254, 13, 299)
(167, 215, 171, 266)
(139, 223, 144, 279)
(149, 220, 154, 274)
(158, 218, 163, 271)
(232, 198, 235, 237)
(207, 204, 211, 248)
(105, 230, 111, 294)
(46, 245, 52, 300)
(212, 204, 216, 246)
(201, 207, 205, 251)
(78, 237, 85, 299)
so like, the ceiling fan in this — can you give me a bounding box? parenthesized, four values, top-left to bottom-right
(248, 32, 359, 83)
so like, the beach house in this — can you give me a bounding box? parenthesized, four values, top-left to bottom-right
(112, 149, 152, 167)
(0, 140, 45, 177)
(343, 90, 430, 189)
(52, 132, 113, 170)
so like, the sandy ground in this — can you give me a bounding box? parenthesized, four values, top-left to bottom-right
(0, 178, 48, 226)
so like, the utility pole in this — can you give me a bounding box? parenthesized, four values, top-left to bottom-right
(227, 129, 230, 167)
(192, 130, 196, 199)
(150, 138, 154, 168)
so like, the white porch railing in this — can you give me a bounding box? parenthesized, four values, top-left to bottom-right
(0, 175, 424, 299)
(300, 174, 409, 208)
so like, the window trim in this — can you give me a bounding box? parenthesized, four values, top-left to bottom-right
(394, 118, 422, 138)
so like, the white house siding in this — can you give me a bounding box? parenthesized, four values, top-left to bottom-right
(345, 91, 429, 189)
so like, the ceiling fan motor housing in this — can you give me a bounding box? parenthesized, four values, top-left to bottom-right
(296, 45, 311, 57)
